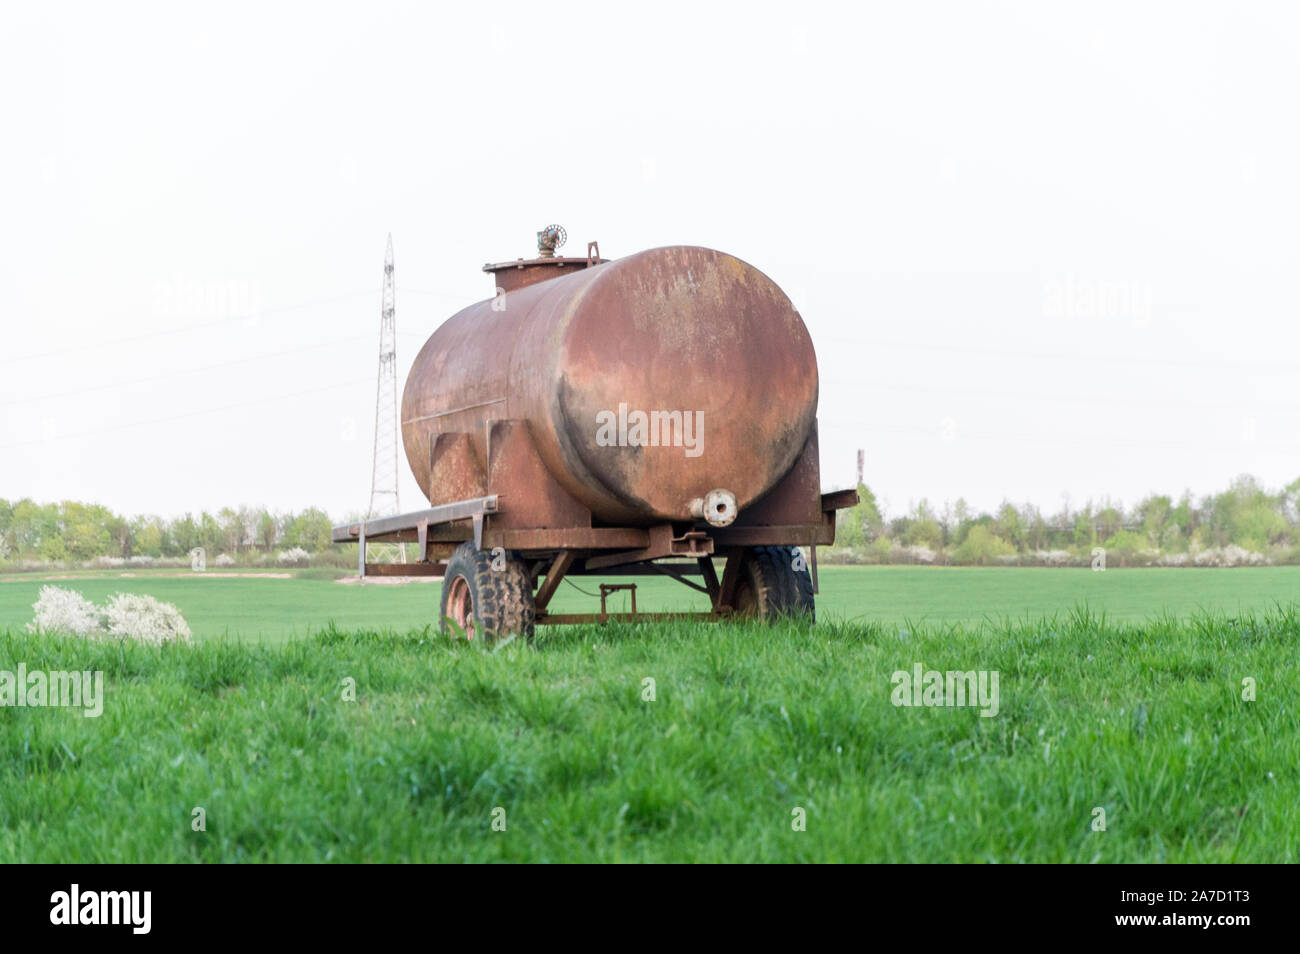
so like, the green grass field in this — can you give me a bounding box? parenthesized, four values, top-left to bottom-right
(1, 566, 1298, 862)
(3, 565, 1298, 641)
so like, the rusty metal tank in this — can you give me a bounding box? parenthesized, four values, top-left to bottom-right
(401, 238, 818, 527)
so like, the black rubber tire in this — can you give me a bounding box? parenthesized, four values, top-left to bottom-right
(732, 546, 815, 623)
(439, 542, 535, 643)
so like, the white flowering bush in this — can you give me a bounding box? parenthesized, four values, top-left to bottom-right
(27, 585, 106, 637)
(886, 543, 937, 565)
(215, 553, 236, 567)
(277, 547, 310, 566)
(1226, 544, 1265, 566)
(27, 585, 192, 643)
(91, 555, 126, 568)
(103, 593, 192, 644)
(1191, 545, 1266, 567)
(1035, 549, 1072, 567)
(128, 554, 156, 566)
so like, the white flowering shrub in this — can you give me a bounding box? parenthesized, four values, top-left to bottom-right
(91, 555, 126, 568)
(215, 553, 236, 567)
(1226, 544, 1265, 566)
(27, 585, 106, 637)
(1191, 545, 1266, 567)
(128, 554, 155, 566)
(886, 544, 937, 565)
(27, 585, 192, 644)
(277, 547, 310, 566)
(1160, 552, 1189, 567)
(1036, 549, 1072, 566)
(103, 593, 192, 645)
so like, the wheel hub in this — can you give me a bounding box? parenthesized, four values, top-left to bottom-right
(446, 575, 476, 640)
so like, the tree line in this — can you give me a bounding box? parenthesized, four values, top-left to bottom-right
(0, 501, 341, 564)
(3, 472, 1299, 568)
(833, 473, 1300, 566)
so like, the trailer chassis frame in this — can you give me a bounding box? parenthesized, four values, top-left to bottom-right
(332, 488, 858, 625)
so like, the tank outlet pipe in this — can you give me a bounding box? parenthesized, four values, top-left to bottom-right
(689, 489, 738, 527)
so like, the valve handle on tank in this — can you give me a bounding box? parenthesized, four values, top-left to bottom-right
(536, 224, 567, 257)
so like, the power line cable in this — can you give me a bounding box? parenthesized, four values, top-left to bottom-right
(818, 416, 1296, 453)
(0, 290, 378, 366)
(817, 376, 1300, 413)
(0, 378, 371, 450)
(2, 334, 372, 408)
(814, 333, 1299, 375)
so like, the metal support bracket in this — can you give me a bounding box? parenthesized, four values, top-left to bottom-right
(715, 547, 744, 612)
(697, 556, 721, 602)
(599, 583, 637, 616)
(584, 525, 713, 571)
(534, 551, 575, 613)
(358, 521, 366, 581)
(333, 496, 499, 544)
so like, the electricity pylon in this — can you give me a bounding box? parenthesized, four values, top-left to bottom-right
(367, 233, 404, 562)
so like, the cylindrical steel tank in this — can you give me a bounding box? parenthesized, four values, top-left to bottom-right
(401, 245, 818, 526)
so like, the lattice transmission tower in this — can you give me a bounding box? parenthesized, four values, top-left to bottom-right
(367, 233, 404, 561)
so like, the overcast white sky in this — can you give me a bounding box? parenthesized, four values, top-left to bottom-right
(2, 1, 1297, 523)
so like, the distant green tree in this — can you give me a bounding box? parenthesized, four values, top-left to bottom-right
(37, 534, 68, 561)
(11, 499, 58, 557)
(1168, 493, 1196, 549)
(60, 502, 112, 561)
(1096, 504, 1124, 540)
(1101, 530, 1149, 567)
(283, 508, 333, 551)
(1201, 475, 1285, 551)
(994, 502, 1025, 551)
(1072, 507, 1096, 550)
(903, 499, 943, 549)
(104, 512, 132, 557)
(218, 507, 254, 554)
(1133, 495, 1172, 548)
(1235, 494, 1287, 551)
(836, 483, 884, 547)
(257, 510, 279, 551)
(199, 512, 223, 553)
(952, 525, 1013, 565)
(950, 498, 975, 546)
(171, 514, 201, 555)
(1016, 505, 1046, 552)
(131, 516, 166, 557)
(1283, 477, 1300, 524)
(0, 498, 12, 559)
